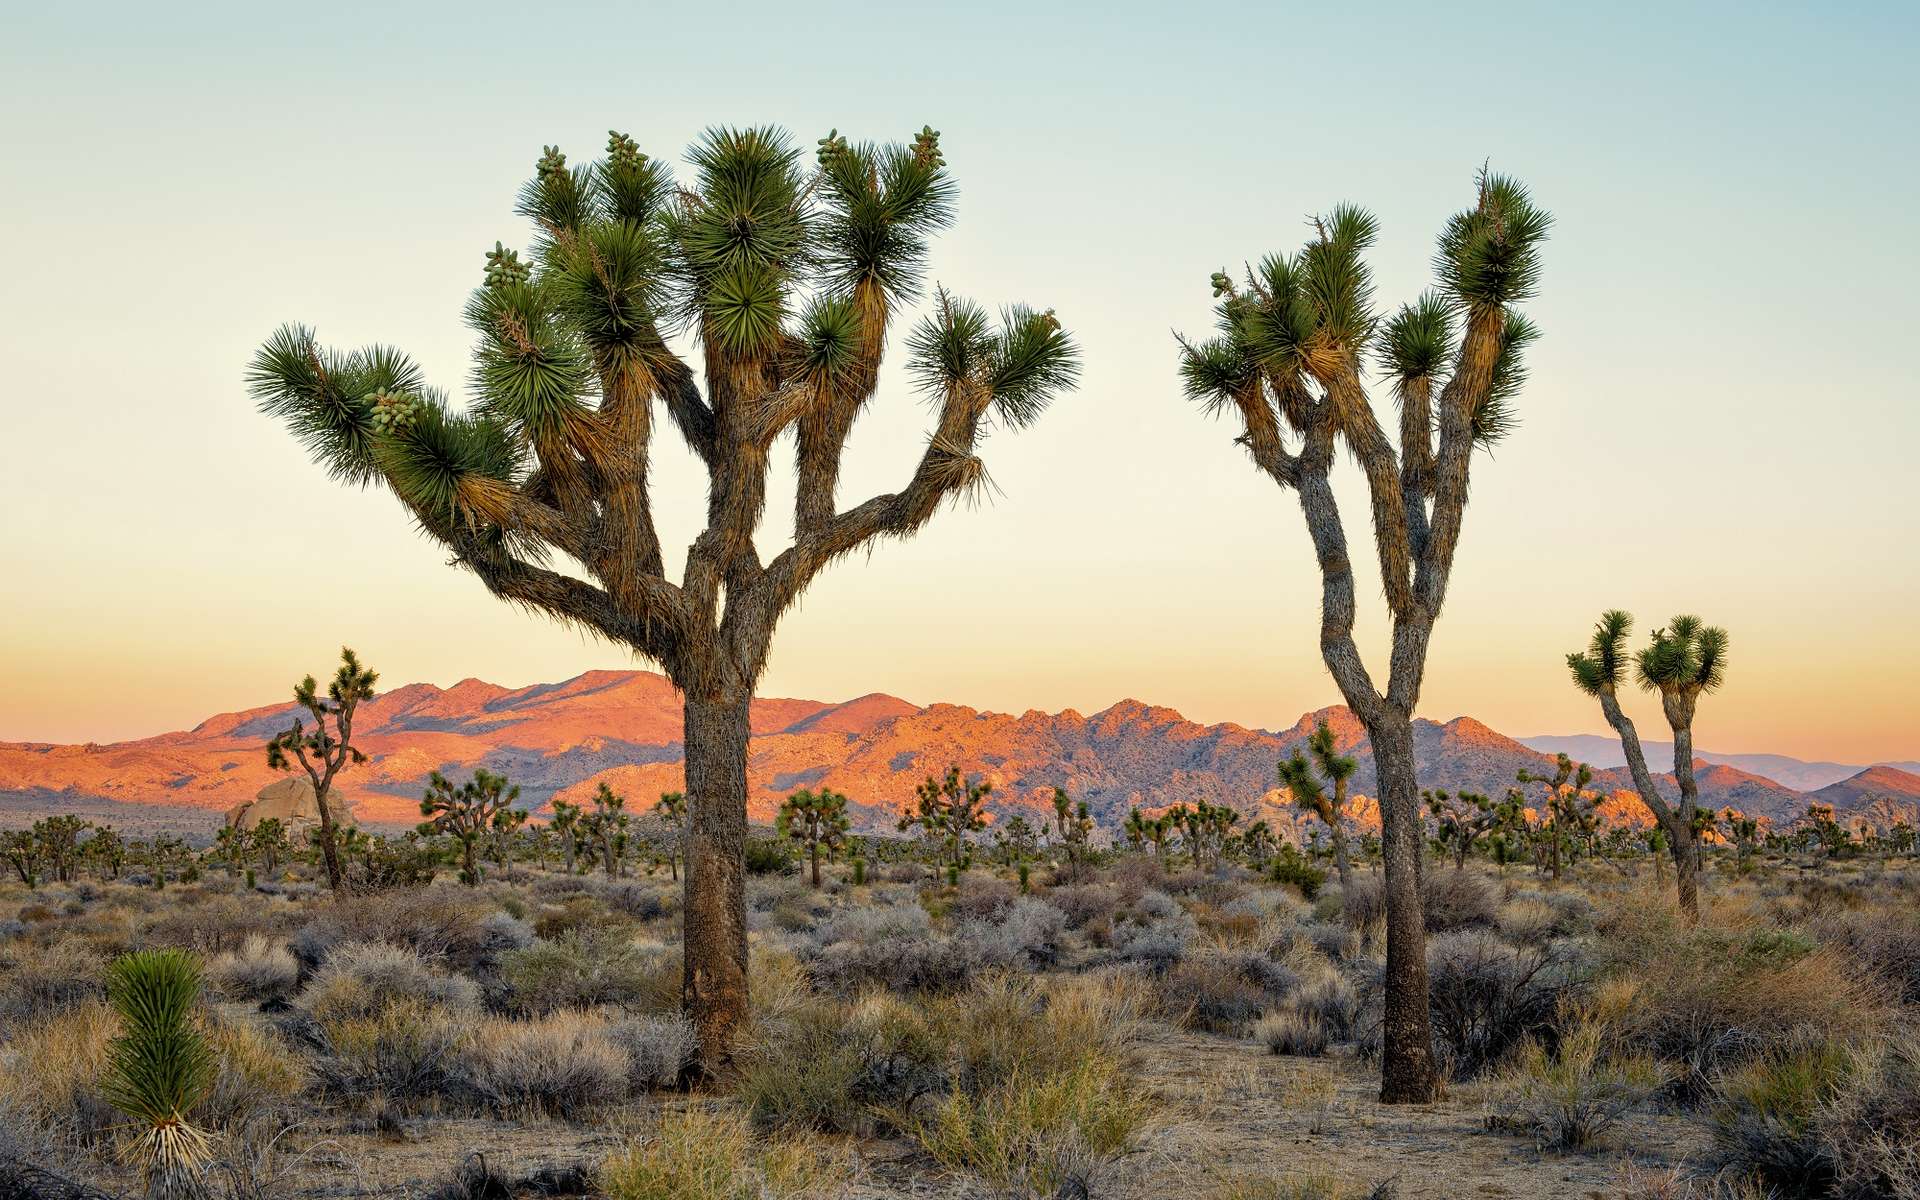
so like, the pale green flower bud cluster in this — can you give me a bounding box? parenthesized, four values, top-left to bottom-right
(913, 125, 943, 169)
(367, 389, 420, 434)
(1210, 271, 1235, 299)
(816, 128, 849, 166)
(606, 130, 646, 171)
(483, 241, 529, 290)
(536, 145, 567, 180)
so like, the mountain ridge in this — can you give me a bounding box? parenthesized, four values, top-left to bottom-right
(4, 670, 1913, 834)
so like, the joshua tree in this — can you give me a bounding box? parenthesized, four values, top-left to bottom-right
(1280, 721, 1358, 887)
(1425, 788, 1500, 871)
(994, 813, 1040, 867)
(1123, 807, 1150, 854)
(250, 819, 289, 877)
(549, 797, 583, 874)
(86, 824, 127, 881)
(583, 782, 629, 877)
(776, 787, 850, 888)
(263, 647, 377, 892)
(1, 829, 42, 886)
(491, 803, 527, 879)
(1239, 819, 1276, 868)
(1566, 611, 1728, 920)
(249, 127, 1076, 1066)
(29, 815, 90, 884)
(1517, 754, 1594, 880)
(900, 766, 992, 877)
(1049, 787, 1094, 867)
(654, 791, 687, 881)
(1722, 811, 1761, 871)
(418, 768, 519, 885)
(103, 950, 217, 1200)
(1178, 174, 1549, 1101)
(212, 825, 246, 877)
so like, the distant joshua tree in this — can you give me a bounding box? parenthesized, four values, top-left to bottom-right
(901, 766, 992, 878)
(549, 797, 583, 875)
(654, 791, 687, 881)
(1050, 787, 1094, 867)
(418, 768, 519, 885)
(263, 647, 377, 892)
(1517, 753, 1594, 880)
(1177, 173, 1550, 1102)
(1567, 611, 1728, 920)
(1279, 721, 1358, 887)
(776, 787, 850, 888)
(248, 126, 1077, 1068)
(584, 783, 630, 877)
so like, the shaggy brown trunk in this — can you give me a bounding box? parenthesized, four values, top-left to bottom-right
(313, 793, 344, 892)
(682, 690, 751, 1074)
(809, 838, 822, 888)
(1332, 825, 1352, 889)
(1670, 816, 1701, 920)
(1367, 713, 1440, 1104)
(1670, 712, 1703, 922)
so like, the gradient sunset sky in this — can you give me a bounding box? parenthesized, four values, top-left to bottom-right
(3, 1, 1916, 764)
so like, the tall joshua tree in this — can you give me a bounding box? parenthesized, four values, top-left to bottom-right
(264, 647, 377, 892)
(248, 126, 1077, 1068)
(1566, 610, 1728, 920)
(776, 787, 849, 888)
(1177, 173, 1549, 1102)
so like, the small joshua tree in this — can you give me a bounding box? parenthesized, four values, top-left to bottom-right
(264, 647, 377, 891)
(1426, 788, 1500, 871)
(249, 125, 1078, 1069)
(1567, 611, 1728, 920)
(1, 829, 42, 887)
(1722, 811, 1761, 872)
(1049, 787, 1094, 868)
(654, 791, 687, 881)
(584, 783, 629, 877)
(1238, 819, 1276, 868)
(1165, 800, 1239, 871)
(87, 824, 127, 881)
(1280, 721, 1357, 887)
(776, 787, 850, 888)
(1517, 754, 1594, 880)
(250, 819, 289, 877)
(103, 950, 216, 1200)
(418, 768, 519, 885)
(491, 804, 527, 879)
(900, 765, 991, 878)
(995, 813, 1040, 867)
(549, 797, 583, 875)
(31, 815, 90, 884)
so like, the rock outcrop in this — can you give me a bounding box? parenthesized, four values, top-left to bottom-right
(223, 777, 357, 835)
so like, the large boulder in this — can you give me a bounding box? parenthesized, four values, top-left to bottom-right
(225, 777, 358, 834)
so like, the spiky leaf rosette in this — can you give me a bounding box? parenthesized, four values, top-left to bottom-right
(1434, 172, 1552, 308)
(103, 950, 216, 1195)
(1568, 609, 1633, 695)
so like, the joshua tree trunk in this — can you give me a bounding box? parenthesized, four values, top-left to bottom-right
(1594, 686, 1699, 921)
(1356, 694, 1437, 1103)
(682, 689, 751, 1070)
(809, 838, 823, 888)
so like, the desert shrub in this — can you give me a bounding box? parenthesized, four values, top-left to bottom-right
(950, 876, 1018, 921)
(1048, 884, 1122, 930)
(289, 888, 499, 974)
(1598, 906, 1888, 1097)
(1106, 895, 1196, 973)
(810, 932, 980, 994)
(1291, 970, 1360, 1040)
(1163, 951, 1298, 1035)
(1268, 849, 1328, 900)
(1484, 1021, 1666, 1150)
(937, 972, 1146, 1101)
(807, 899, 932, 949)
(302, 940, 480, 1023)
(0, 1001, 119, 1144)
(1299, 920, 1362, 964)
(739, 992, 946, 1133)
(608, 1014, 697, 1089)
(1613, 1169, 1775, 1200)
(1708, 1040, 1851, 1195)
(456, 1011, 631, 1117)
(0, 937, 104, 1022)
(599, 1108, 846, 1200)
(498, 929, 677, 1015)
(1338, 871, 1498, 935)
(907, 1055, 1148, 1199)
(207, 935, 299, 1002)
(141, 896, 281, 956)
(534, 895, 631, 940)
(310, 996, 469, 1109)
(1422, 929, 1586, 1079)
(477, 909, 536, 952)
(961, 898, 1070, 971)
(597, 881, 676, 923)
(744, 836, 795, 876)
(197, 1014, 305, 1127)
(1257, 1010, 1330, 1057)
(1814, 907, 1920, 1004)
(1819, 1030, 1920, 1200)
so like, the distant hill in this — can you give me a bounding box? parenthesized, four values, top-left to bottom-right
(4, 669, 1909, 835)
(1517, 734, 1892, 792)
(1810, 765, 1920, 812)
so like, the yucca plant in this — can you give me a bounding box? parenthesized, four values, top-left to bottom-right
(102, 950, 217, 1200)
(1566, 610, 1729, 919)
(250, 126, 1077, 1070)
(1178, 171, 1550, 1102)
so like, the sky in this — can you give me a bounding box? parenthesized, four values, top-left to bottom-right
(2, 1, 1916, 764)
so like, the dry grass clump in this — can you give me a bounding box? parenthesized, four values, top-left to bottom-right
(1706, 1039, 1851, 1195)
(1256, 1009, 1331, 1057)
(608, 1013, 697, 1088)
(206, 934, 299, 1002)
(1818, 1029, 1920, 1200)
(0, 936, 105, 1022)
(1419, 928, 1587, 1079)
(302, 939, 480, 1023)
(458, 1010, 632, 1118)
(309, 996, 470, 1110)
(1338, 869, 1499, 934)
(141, 893, 282, 956)
(598, 1108, 848, 1200)
(497, 928, 678, 1015)
(1201, 1171, 1399, 1200)
(0, 1000, 119, 1145)
(289, 887, 502, 973)
(1484, 1020, 1667, 1150)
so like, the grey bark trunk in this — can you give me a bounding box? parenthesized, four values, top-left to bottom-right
(682, 691, 751, 1074)
(1366, 713, 1439, 1104)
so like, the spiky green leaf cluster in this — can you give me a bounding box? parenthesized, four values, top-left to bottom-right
(1636, 614, 1730, 694)
(1379, 292, 1456, 384)
(1434, 173, 1552, 307)
(102, 950, 216, 1128)
(814, 131, 955, 305)
(1567, 609, 1633, 696)
(907, 294, 1079, 428)
(247, 327, 422, 485)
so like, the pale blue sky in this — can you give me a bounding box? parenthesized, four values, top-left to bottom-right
(3, 1, 1916, 761)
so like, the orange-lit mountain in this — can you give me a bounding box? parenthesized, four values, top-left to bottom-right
(0, 669, 1897, 832)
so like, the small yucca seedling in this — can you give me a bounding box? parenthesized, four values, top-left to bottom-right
(103, 949, 217, 1200)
